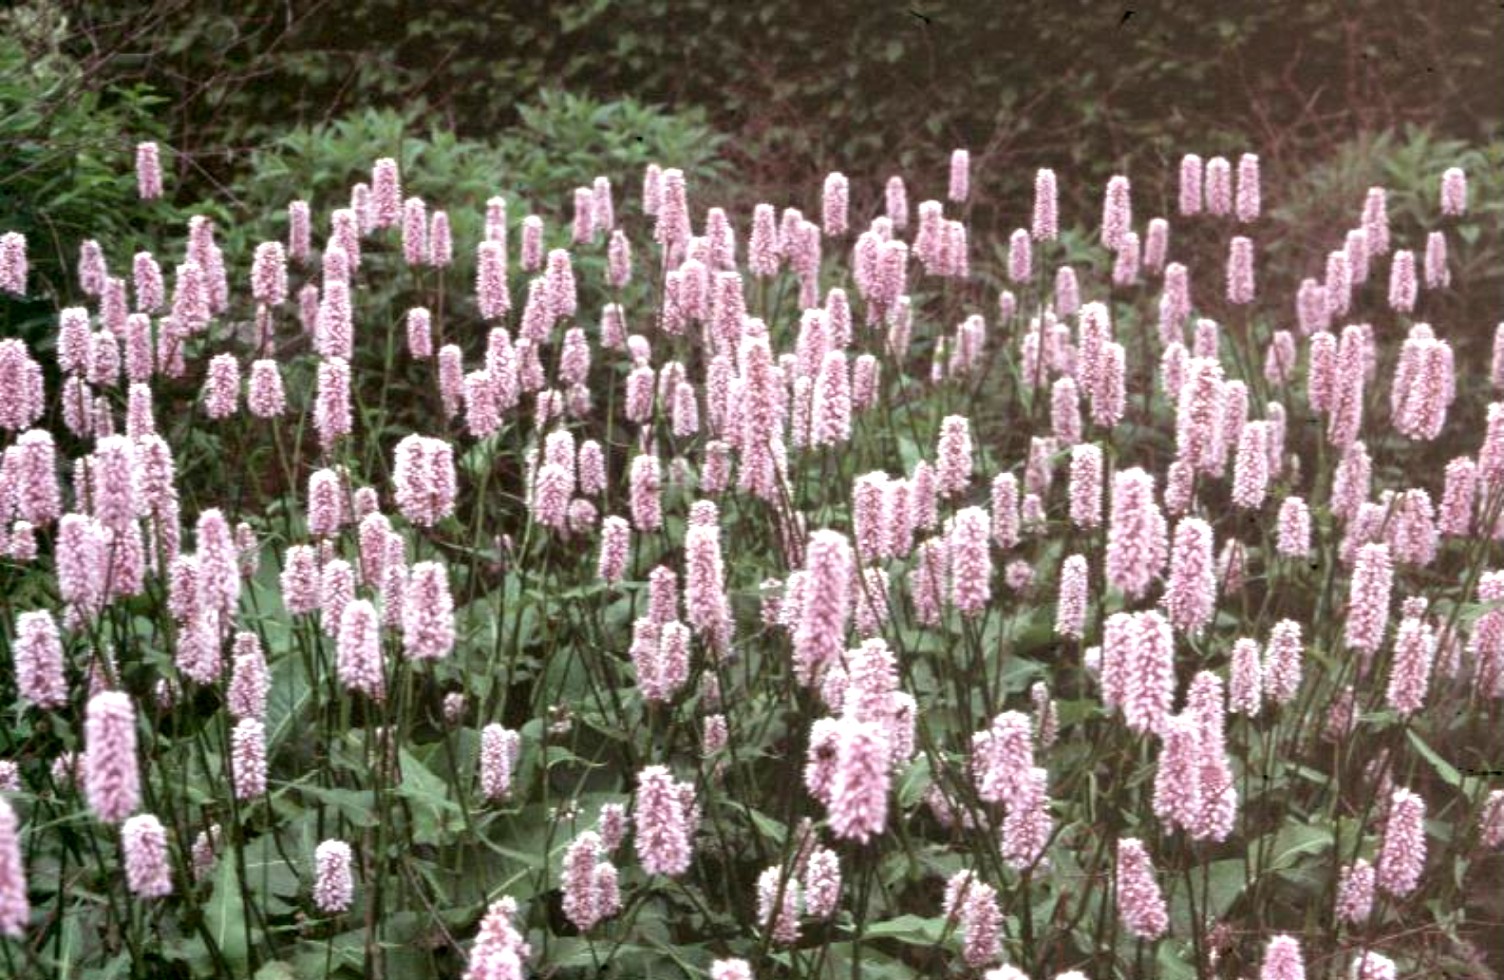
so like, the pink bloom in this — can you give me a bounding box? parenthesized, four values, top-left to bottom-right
(1056, 554, 1089, 639)
(1179, 154, 1204, 215)
(15, 610, 67, 709)
(85, 690, 140, 822)
(122, 813, 172, 897)
(1226, 236, 1255, 305)
(794, 531, 853, 684)
(1235, 153, 1261, 222)
(810, 351, 851, 447)
(1153, 713, 1203, 834)
(1479, 790, 1504, 848)
(1205, 156, 1232, 215)
(476, 241, 511, 321)
(827, 717, 891, 843)
(1349, 951, 1394, 980)
(1439, 457, 1476, 536)
(1336, 858, 1375, 923)
(230, 717, 267, 799)
(1261, 935, 1305, 980)
(712, 961, 752, 980)
(1120, 611, 1175, 735)
(948, 148, 970, 202)
(1068, 444, 1103, 528)
(1363, 187, 1390, 256)
(1007, 228, 1031, 282)
(972, 710, 1034, 803)
(1441, 167, 1467, 216)
(241, 358, 286, 418)
(1424, 231, 1449, 288)
(1376, 787, 1426, 896)
(392, 434, 457, 527)
(1101, 175, 1131, 250)
(634, 765, 694, 875)
(0, 339, 46, 432)
(0, 797, 28, 936)
(1345, 543, 1393, 657)
(1032, 168, 1059, 240)
(822, 171, 849, 236)
(280, 545, 321, 616)
(313, 839, 354, 913)
(1106, 468, 1168, 600)
(936, 415, 974, 497)
(802, 846, 841, 918)
(479, 723, 521, 800)
(1111, 231, 1140, 286)
(464, 896, 531, 980)
(314, 357, 353, 452)
(337, 599, 384, 701)
(402, 561, 454, 661)
(1388, 249, 1417, 312)
(948, 506, 992, 618)
(1115, 838, 1168, 939)
(0, 232, 27, 298)
(756, 865, 801, 945)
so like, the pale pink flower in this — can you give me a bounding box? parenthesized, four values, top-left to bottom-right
(1179, 154, 1204, 215)
(1375, 787, 1427, 897)
(634, 765, 693, 875)
(230, 717, 267, 799)
(313, 357, 353, 452)
(392, 434, 457, 527)
(1336, 858, 1375, 923)
(15, 610, 67, 709)
(1056, 554, 1089, 640)
(1115, 838, 1168, 939)
(122, 813, 172, 897)
(312, 839, 354, 913)
(949, 506, 992, 618)
(0, 796, 28, 935)
(402, 561, 454, 661)
(756, 865, 801, 945)
(1261, 935, 1305, 980)
(0, 232, 30, 298)
(712, 960, 753, 980)
(464, 896, 530, 980)
(1441, 167, 1467, 216)
(1031, 168, 1059, 240)
(0, 341, 45, 432)
(280, 544, 321, 615)
(1106, 468, 1168, 601)
(1235, 153, 1261, 222)
(1205, 156, 1232, 215)
(479, 723, 521, 800)
(227, 632, 268, 721)
(85, 690, 139, 822)
(1479, 790, 1504, 848)
(794, 531, 853, 684)
(1068, 444, 1103, 528)
(336, 599, 384, 700)
(1101, 175, 1131, 250)
(1345, 543, 1393, 657)
(936, 415, 973, 497)
(827, 717, 891, 844)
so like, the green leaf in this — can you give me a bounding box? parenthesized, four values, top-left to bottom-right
(864, 913, 948, 945)
(206, 855, 250, 968)
(1406, 728, 1462, 788)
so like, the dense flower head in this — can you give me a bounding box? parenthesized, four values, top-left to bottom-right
(122, 813, 172, 897)
(634, 765, 695, 875)
(1376, 787, 1426, 896)
(313, 839, 354, 913)
(392, 434, 457, 527)
(1115, 838, 1168, 939)
(85, 690, 140, 822)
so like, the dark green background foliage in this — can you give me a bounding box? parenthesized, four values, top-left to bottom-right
(54, 0, 1504, 209)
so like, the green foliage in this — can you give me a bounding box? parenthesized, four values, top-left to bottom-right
(0, 4, 169, 338)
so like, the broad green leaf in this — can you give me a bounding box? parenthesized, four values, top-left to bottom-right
(207, 854, 250, 968)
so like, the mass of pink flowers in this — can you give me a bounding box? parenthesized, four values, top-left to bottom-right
(0, 138, 1500, 980)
